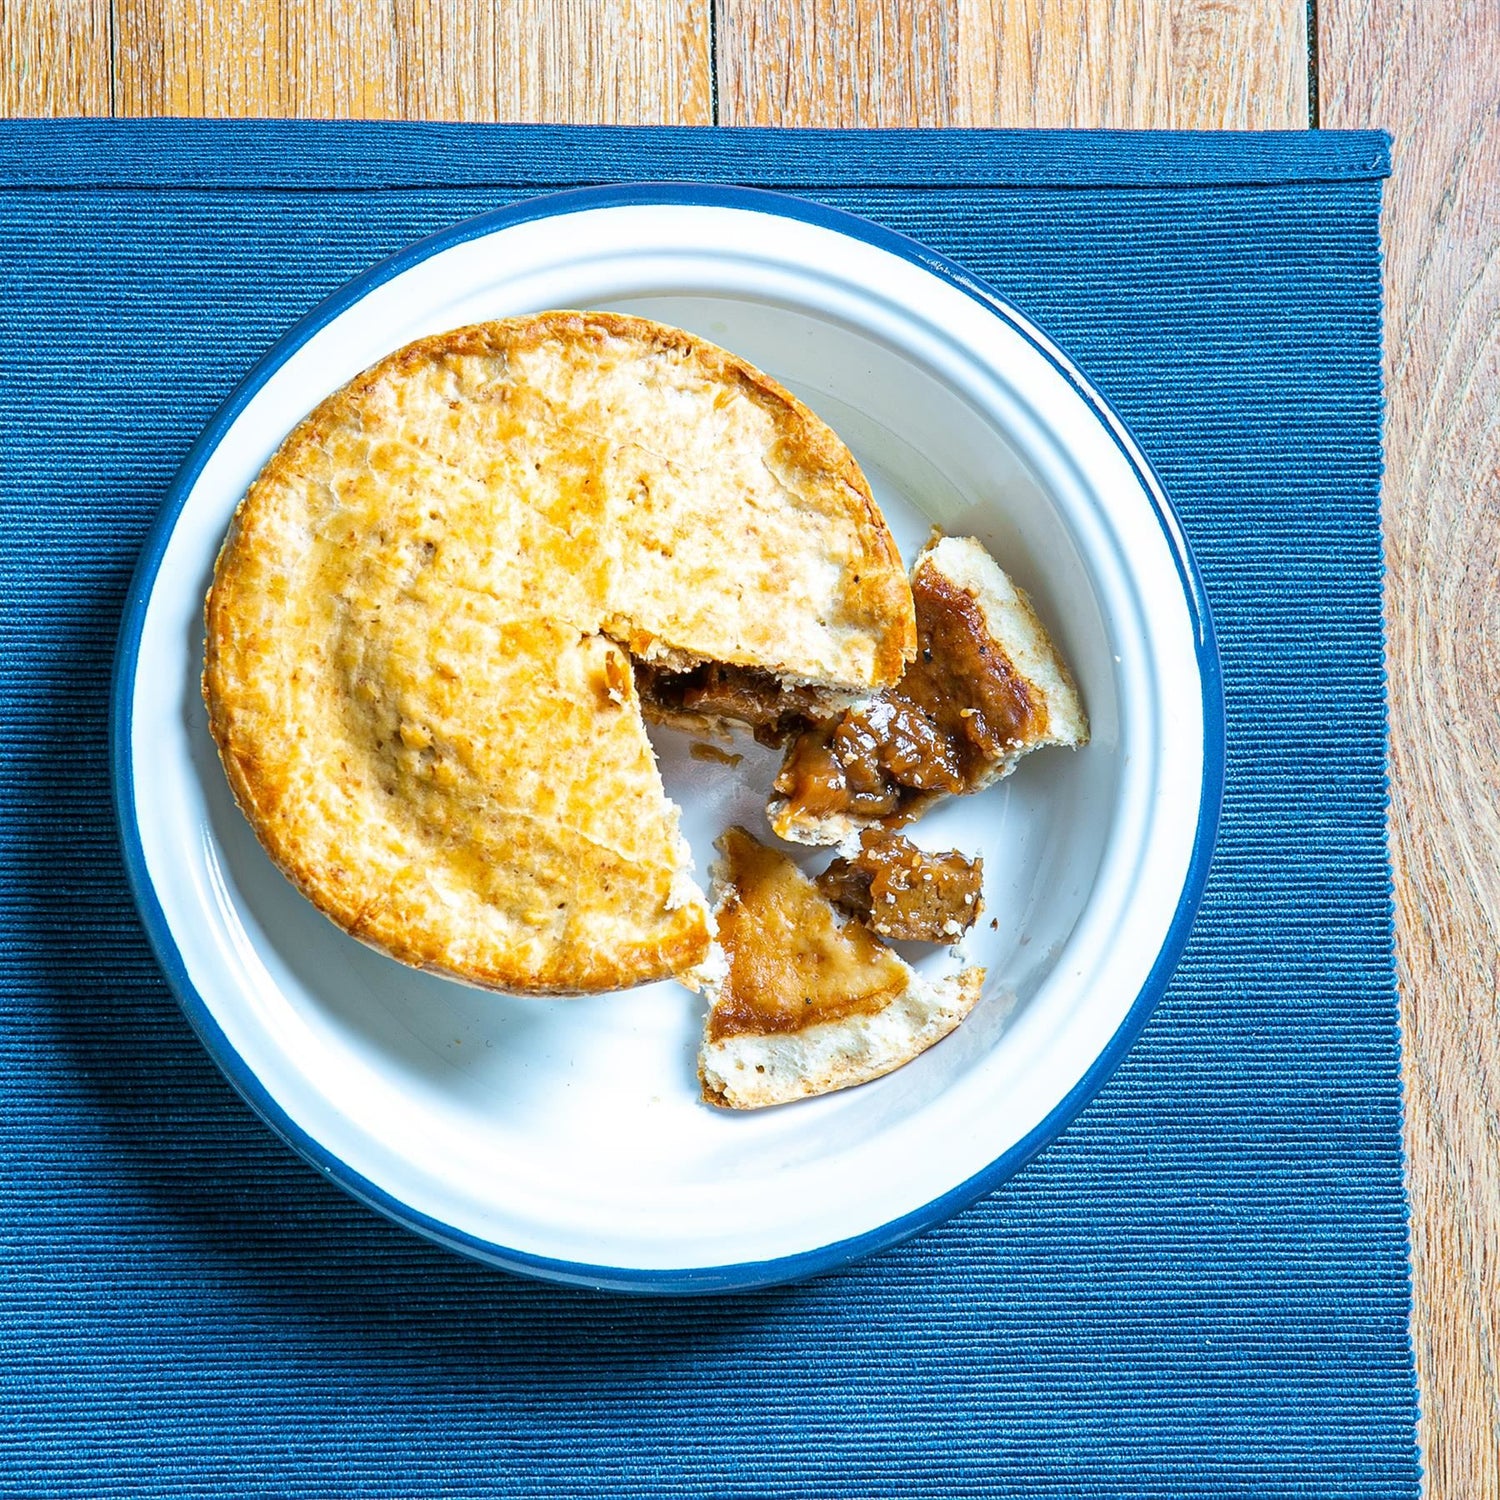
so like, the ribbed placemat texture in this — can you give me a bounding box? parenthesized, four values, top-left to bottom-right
(0, 124, 1415, 1498)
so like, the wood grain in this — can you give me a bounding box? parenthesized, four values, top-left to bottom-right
(0, 0, 1305, 127)
(110, 0, 711, 122)
(713, 0, 962, 126)
(1167, 0, 1307, 128)
(1323, 2, 1500, 1493)
(715, 0, 1306, 127)
(0, 0, 109, 115)
(954, 0, 1170, 127)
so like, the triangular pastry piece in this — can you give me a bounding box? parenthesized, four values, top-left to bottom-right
(700, 828, 984, 1109)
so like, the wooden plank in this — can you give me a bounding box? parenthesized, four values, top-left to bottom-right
(114, 0, 392, 116)
(953, 0, 1170, 128)
(1321, 2, 1500, 1494)
(112, 0, 711, 123)
(1167, 0, 1307, 128)
(389, 0, 712, 123)
(716, 0, 1306, 128)
(713, 0, 964, 126)
(0, 0, 110, 115)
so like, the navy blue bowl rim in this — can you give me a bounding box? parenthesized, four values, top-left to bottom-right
(111, 182, 1226, 1296)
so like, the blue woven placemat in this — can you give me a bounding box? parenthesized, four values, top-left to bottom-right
(0, 123, 1415, 1497)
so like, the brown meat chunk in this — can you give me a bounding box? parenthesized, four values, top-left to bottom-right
(901, 566, 1044, 770)
(817, 830, 984, 942)
(634, 661, 825, 746)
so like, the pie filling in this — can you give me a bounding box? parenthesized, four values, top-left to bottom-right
(817, 829, 983, 943)
(707, 827, 910, 1042)
(634, 566, 1047, 831)
(774, 566, 1049, 826)
(632, 661, 829, 747)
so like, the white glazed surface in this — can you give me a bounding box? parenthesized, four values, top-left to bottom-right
(122, 202, 1207, 1276)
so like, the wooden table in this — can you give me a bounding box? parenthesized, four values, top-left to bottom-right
(6, 2, 1495, 1490)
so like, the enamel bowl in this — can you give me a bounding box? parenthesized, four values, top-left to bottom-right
(113, 186, 1222, 1293)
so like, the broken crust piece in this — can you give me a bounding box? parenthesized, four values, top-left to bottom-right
(204, 312, 915, 996)
(700, 828, 984, 1109)
(769, 535, 1089, 847)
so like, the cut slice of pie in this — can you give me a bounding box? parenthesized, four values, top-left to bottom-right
(768, 534, 1088, 846)
(204, 312, 915, 995)
(700, 827, 984, 1109)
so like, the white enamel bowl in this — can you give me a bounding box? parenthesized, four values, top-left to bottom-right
(113, 186, 1222, 1293)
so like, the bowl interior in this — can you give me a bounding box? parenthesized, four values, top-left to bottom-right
(124, 199, 1205, 1281)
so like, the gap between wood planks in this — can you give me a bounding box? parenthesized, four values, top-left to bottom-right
(1307, 0, 1319, 124)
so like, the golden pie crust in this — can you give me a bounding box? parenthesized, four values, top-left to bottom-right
(203, 312, 915, 995)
